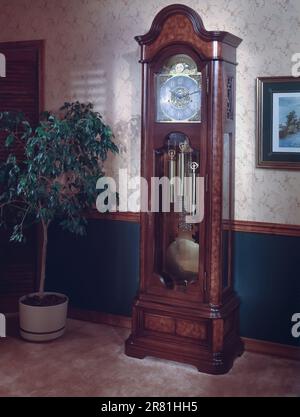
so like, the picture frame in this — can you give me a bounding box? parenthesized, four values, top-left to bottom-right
(257, 76, 300, 170)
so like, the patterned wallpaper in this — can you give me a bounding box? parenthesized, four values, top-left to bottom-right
(0, 0, 300, 224)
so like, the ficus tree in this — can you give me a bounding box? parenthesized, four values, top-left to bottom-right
(0, 102, 118, 294)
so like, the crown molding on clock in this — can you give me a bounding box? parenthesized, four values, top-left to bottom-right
(135, 4, 242, 48)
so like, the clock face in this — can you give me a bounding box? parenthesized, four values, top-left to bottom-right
(159, 75, 201, 122)
(156, 54, 202, 123)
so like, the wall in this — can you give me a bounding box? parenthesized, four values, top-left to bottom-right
(0, 0, 300, 223)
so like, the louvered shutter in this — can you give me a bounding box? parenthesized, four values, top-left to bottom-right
(0, 41, 43, 312)
(0, 41, 42, 160)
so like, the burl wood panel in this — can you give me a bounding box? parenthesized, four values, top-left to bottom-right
(176, 319, 207, 341)
(144, 313, 175, 334)
(209, 60, 224, 307)
(144, 15, 213, 61)
(144, 311, 208, 341)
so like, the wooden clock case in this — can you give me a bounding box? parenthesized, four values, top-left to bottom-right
(125, 4, 243, 374)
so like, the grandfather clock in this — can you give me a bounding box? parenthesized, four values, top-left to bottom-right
(125, 4, 243, 374)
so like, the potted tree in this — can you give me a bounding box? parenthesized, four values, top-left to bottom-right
(0, 102, 118, 342)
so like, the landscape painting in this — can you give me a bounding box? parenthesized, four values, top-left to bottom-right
(273, 92, 300, 153)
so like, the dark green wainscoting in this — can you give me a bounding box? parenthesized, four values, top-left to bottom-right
(46, 220, 139, 317)
(234, 232, 300, 347)
(46, 221, 300, 347)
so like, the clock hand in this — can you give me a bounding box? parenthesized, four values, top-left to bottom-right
(188, 90, 200, 96)
(174, 90, 200, 99)
(181, 90, 199, 99)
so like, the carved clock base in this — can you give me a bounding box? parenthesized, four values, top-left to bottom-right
(125, 334, 244, 375)
(125, 298, 244, 375)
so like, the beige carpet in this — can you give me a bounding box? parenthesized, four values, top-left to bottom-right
(0, 319, 299, 397)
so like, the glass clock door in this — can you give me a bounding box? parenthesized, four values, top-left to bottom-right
(156, 54, 202, 123)
(154, 133, 201, 289)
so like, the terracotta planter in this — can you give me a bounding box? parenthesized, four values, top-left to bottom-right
(19, 292, 68, 342)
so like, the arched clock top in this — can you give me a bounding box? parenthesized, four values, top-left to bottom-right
(135, 4, 242, 63)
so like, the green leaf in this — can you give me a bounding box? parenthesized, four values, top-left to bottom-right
(5, 134, 15, 147)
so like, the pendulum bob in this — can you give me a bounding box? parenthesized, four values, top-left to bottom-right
(165, 238, 199, 286)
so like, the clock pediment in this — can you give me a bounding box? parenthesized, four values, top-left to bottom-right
(136, 4, 242, 63)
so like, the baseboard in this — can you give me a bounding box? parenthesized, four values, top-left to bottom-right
(242, 337, 300, 361)
(3, 312, 19, 318)
(68, 307, 132, 329)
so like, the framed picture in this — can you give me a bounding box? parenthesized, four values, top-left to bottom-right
(257, 76, 300, 170)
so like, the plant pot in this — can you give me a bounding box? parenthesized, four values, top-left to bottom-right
(19, 292, 68, 342)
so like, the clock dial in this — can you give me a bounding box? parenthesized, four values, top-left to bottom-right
(160, 75, 201, 122)
(156, 54, 202, 123)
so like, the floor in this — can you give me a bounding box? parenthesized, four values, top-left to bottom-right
(0, 319, 299, 397)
